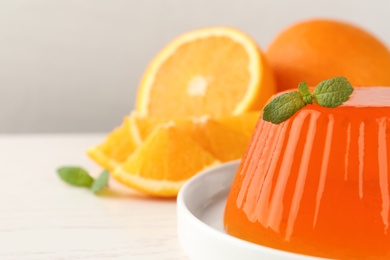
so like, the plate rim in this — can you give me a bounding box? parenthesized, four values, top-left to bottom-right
(177, 160, 324, 260)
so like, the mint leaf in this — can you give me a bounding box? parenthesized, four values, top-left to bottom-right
(57, 166, 94, 188)
(263, 91, 306, 124)
(298, 82, 312, 104)
(91, 170, 109, 194)
(262, 77, 354, 125)
(312, 77, 353, 107)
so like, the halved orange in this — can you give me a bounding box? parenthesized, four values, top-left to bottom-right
(112, 122, 219, 197)
(135, 27, 276, 120)
(86, 117, 141, 171)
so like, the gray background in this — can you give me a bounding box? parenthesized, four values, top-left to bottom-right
(1, 0, 390, 133)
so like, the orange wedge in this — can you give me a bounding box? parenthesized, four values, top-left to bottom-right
(135, 27, 276, 120)
(112, 122, 219, 197)
(189, 116, 250, 162)
(219, 111, 261, 138)
(86, 117, 141, 171)
(131, 113, 166, 141)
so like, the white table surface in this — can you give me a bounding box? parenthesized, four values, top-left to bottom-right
(0, 134, 188, 260)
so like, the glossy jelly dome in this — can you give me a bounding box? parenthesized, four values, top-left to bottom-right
(224, 87, 390, 259)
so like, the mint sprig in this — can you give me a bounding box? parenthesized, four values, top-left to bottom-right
(263, 77, 353, 124)
(57, 167, 109, 195)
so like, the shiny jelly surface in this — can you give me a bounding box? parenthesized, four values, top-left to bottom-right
(224, 87, 390, 259)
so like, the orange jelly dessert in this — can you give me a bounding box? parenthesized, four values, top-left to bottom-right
(224, 87, 390, 259)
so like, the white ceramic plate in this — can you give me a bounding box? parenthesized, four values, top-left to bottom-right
(177, 160, 325, 260)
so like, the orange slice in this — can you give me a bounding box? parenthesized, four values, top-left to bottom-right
(112, 122, 219, 197)
(135, 27, 276, 120)
(86, 117, 141, 171)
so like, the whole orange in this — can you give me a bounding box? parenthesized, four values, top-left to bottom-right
(266, 19, 390, 91)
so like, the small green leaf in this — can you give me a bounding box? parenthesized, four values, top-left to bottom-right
(91, 170, 110, 194)
(312, 77, 354, 107)
(263, 91, 306, 124)
(57, 166, 94, 188)
(298, 82, 312, 104)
